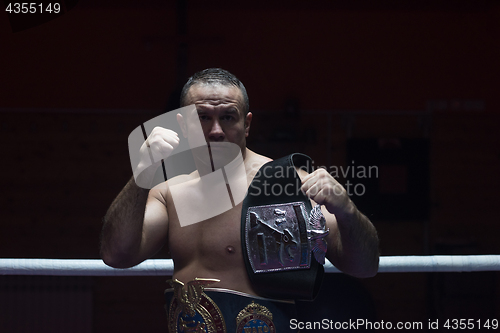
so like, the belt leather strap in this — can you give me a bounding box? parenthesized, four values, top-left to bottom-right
(241, 153, 324, 300)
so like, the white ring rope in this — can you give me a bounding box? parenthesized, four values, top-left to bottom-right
(1, 256, 499, 276)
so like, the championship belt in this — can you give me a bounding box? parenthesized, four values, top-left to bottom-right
(165, 281, 298, 333)
(166, 278, 226, 333)
(241, 153, 328, 300)
(236, 302, 275, 333)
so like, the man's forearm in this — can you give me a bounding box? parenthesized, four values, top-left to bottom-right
(331, 202, 380, 278)
(100, 176, 149, 268)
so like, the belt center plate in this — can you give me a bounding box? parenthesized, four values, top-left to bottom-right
(245, 202, 311, 273)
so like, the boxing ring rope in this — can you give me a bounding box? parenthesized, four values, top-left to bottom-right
(1, 256, 500, 276)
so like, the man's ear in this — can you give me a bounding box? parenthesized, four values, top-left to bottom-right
(244, 112, 252, 137)
(177, 113, 188, 138)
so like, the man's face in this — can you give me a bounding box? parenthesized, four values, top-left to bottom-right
(183, 83, 252, 155)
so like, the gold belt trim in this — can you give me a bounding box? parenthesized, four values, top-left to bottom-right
(166, 279, 277, 333)
(167, 278, 226, 333)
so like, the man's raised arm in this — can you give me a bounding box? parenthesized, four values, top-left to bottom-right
(100, 127, 179, 268)
(101, 178, 151, 268)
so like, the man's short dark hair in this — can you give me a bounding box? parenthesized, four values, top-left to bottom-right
(180, 68, 250, 114)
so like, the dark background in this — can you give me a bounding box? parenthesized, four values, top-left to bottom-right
(1, 0, 499, 332)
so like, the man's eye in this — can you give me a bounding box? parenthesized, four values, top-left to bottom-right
(221, 115, 234, 121)
(199, 115, 209, 121)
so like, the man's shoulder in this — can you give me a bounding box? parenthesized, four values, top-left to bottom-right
(244, 149, 272, 172)
(252, 154, 273, 166)
(167, 172, 198, 186)
(245, 148, 272, 163)
(149, 172, 197, 197)
(250, 151, 311, 180)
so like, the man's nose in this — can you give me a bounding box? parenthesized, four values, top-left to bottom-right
(208, 119, 225, 142)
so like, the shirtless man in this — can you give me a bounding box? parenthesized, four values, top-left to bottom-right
(100, 68, 379, 329)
